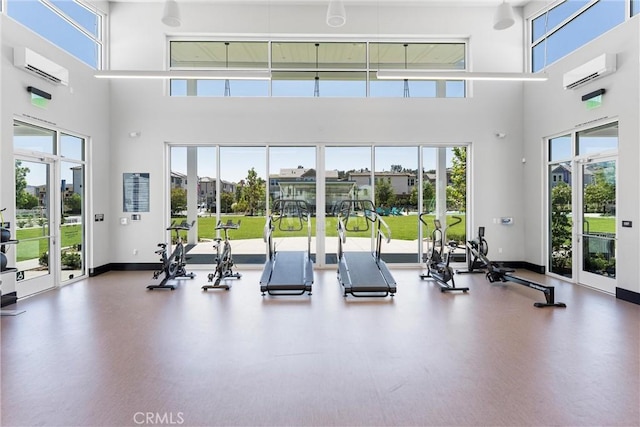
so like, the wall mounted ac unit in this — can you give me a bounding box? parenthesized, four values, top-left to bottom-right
(13, 47, 69, 86)
(563, 53, 616, 90)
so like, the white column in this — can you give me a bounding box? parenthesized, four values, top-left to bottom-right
(417, 146, 424, 262)
(187, 147, 198, 244)
(436, 147, 447, 224)
(215, 146, 221, 240)
(316, 145, 325, 267)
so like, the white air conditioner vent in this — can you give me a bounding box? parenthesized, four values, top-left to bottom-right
(13, 47, 69, 86)
(563, 53, 616, 90)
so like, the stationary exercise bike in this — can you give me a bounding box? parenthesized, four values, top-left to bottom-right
(456, 226, 489, 274)
(203, 219, 241, 291)
(148, 220, 196, 290)
(419, 214, 469, 292)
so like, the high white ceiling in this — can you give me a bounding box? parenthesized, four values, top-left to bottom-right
(107, 0, 533, 5)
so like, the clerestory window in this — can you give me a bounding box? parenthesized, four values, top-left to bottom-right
(6, 0, 103, 68)
(169, 40, 467, 98)
(531, 0, 626, 72)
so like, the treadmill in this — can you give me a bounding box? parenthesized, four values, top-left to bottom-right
(260, 199, 313, 296)
(336, 200, 397, 297)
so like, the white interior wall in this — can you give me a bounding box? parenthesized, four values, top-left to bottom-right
(1, 15, 111, 295)
(106, 2, 529, 265)
(522, 17, 640, 294)
(3, 1, 637, 296)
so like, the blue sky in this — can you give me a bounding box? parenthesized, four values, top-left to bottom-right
(171, 146, 454, 183)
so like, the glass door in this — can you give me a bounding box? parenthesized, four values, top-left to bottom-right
(14, 157, 56, 297)
(547, 122, 618, 291)
(14, 122, 88, 296)
(59, 160, 85, 282)
(578, 158, 617, 293)
(59, 131, 86, 283)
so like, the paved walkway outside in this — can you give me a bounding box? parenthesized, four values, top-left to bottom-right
(188, 237, 465, 255)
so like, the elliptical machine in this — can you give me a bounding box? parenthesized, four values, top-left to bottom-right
(203, 219, 241, 291)
(456, 226, 489, 274)
(419, 214, 468, 292)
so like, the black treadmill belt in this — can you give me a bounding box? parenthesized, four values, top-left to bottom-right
(269, 251, 306, 285)
(343, 252, 388, 287)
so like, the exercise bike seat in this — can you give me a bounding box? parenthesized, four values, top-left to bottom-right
(168, 225, 191, 231)
(216, 220, 240, 230)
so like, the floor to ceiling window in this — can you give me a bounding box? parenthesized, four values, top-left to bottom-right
(373, 146, 420, 263)
(167, 143, 468, 267)
(169, 146, 268, 265)
(268, 146, 317, 260)
(324, 146, 372, 264)
(548, 134, 573, 278)
(421, 146, 467, 262)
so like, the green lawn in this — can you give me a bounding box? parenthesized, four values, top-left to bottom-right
(186, 214, 616, 242)
(14, 225, 82, 262)
(178, 214, 467, 242)
(583, 216, 616, 233)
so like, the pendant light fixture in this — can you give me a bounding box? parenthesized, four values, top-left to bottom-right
(403, 44, 410, 98)
(493, 0, 515, 30)
(224, 42, 231, 97)
(326, 0, 346, 27)
(161, 0, 181, 27)
(314, 43, 320, 97)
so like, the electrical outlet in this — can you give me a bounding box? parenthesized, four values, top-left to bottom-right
(498, 248, 503, 254)
(133, 249, 138, 255)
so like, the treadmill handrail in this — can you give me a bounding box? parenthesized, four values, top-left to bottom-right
(264, 216, 275, 261)
(375, 215, 392, 261)
(264, 203, 312, 259)
(376, 216, 392, 245)
(337, 200, 392, 263)
(337, 216, 347, 260)
(305, 211, 312, 256)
